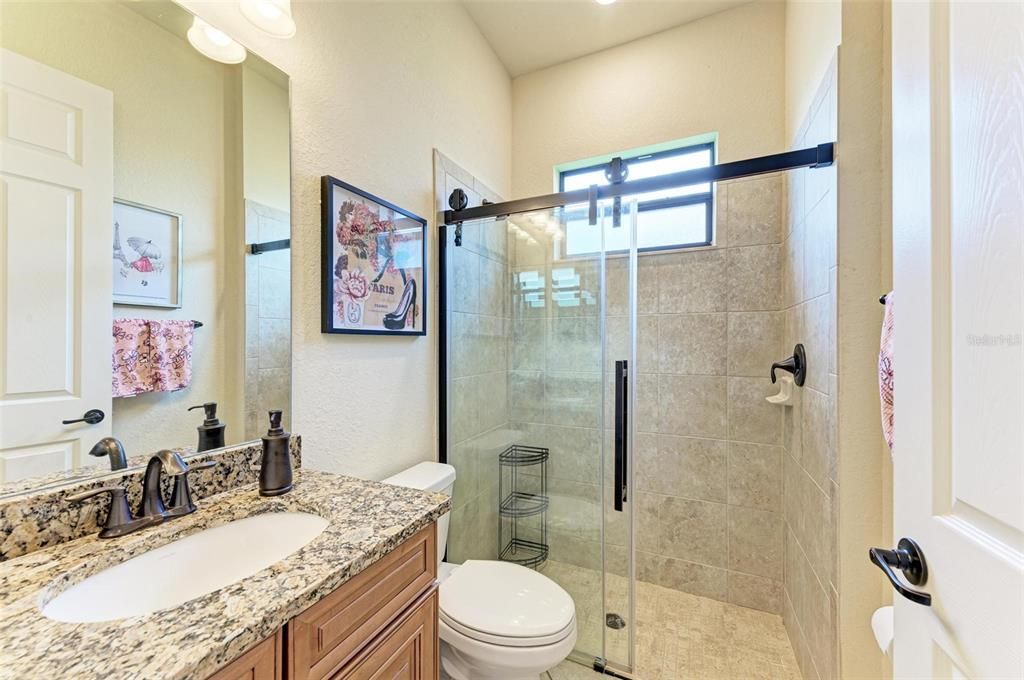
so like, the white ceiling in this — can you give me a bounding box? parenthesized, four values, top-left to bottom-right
(462, 0, 753, 78)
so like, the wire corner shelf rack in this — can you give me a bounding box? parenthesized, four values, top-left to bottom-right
(498, 444, 549, 569)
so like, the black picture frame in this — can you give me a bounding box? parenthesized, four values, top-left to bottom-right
(321, 176, 427, 336)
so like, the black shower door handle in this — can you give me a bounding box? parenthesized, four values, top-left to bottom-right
(614, 360, 628, 512)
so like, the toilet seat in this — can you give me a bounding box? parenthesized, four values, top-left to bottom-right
(439, 560, 575, 648)
(440, 611, 577, 648)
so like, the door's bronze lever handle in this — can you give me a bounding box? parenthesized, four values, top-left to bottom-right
(869, 537, 932, 606)
(62, 409, 105, 426)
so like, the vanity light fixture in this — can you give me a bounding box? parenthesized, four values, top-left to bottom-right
(595, 0, 617, 5)
(239, 0, 297, 38)
(187, 17, 247, 64)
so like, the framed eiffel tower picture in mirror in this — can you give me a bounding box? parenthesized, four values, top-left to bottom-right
(112, 199, 183, 309)
(320, 176, 427, 336)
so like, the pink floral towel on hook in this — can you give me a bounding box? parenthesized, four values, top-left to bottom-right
(879, 291, 895, 454)
(112, 319, 153, 397)
(112, 319, 195, 397)
(149, 320, 194, 392)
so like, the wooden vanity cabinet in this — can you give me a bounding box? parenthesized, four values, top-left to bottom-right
(208, 629, 282, 680)
(327, 589, 437, 680)
(208, 523, 438, 680)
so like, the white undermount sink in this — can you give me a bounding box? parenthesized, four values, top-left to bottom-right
(40, 512, 329, 623)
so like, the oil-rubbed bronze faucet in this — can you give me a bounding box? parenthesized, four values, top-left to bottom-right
(68, 451, 215, 539)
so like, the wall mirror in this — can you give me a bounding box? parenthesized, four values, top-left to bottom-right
(0, 0, 291, 497)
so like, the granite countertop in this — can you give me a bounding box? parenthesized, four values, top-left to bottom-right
(0, 469, 450, 680)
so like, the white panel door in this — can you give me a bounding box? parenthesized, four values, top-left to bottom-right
(891, 1, 1023, 678)
(0, 49, 114, 483)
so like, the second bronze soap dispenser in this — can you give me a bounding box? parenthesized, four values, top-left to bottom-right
(188, 402, 226, 452)
(259, 410, 292, 496)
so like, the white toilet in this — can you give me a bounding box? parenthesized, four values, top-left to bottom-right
(383, 462, 577, 680)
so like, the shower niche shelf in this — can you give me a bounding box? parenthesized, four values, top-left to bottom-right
(498, 444, 549, 569)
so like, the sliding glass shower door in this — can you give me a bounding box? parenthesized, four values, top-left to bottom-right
(441, 199, 639, 676)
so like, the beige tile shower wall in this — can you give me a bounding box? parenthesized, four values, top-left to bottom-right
(509, 176, 788, 615)
(436, 151, 508, 564)
(630, 178, 787, 615)
(244, 200, 292, 440)
(781, 59, 839, 680)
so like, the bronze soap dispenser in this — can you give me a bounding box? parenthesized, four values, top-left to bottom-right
(259, 410, 292, 496)
(188, 402, 226, 452)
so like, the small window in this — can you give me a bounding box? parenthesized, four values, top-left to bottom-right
(558, 142, 715, 256)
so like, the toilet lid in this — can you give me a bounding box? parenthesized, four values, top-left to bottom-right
(439, 560, 575, 643)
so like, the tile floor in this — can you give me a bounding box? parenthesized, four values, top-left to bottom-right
(542, 560, 801, 680)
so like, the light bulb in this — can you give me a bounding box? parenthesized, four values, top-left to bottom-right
(187, 17, 246, 64)
(257, 3, 283, 19)
(204, 26, 232, 47)
(240, 0, 297, 38)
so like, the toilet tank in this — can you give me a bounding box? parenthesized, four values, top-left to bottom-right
(382, 462, 456, 566)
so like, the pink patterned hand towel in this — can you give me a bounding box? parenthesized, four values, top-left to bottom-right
(112, 319, 153, 397)
(879, 292, 895, 454)
(149, 320, 195, 392)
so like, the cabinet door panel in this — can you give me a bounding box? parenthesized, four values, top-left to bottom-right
(331, 588, 438, 680)
(208, 630, 281, 680)
(289, 524, 437, 680)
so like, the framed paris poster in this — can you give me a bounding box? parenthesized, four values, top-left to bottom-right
(321, 176, 427, 336)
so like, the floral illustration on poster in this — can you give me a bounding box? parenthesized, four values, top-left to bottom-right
(321, 176, 426, 335)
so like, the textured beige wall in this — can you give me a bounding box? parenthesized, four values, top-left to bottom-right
(785, 0, 842, 143)
(782, 57, 840, 680)
(0, 1, 246, 456)
(510, 0, 786, 198)
(836, 0, 892, 677)
(180, 0, 513, 481)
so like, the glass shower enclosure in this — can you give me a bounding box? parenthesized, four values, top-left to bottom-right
(440, 199, 640, 675)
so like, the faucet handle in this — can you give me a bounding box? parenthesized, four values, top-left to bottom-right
(166, 459, 216, 518)
(186, 459, 217, 473)
(770, 343, 807, 387)
(66, 485, 124, 503)
(66, 486, 159, 539)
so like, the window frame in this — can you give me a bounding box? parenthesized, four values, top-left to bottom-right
(557, 141, 716, 256)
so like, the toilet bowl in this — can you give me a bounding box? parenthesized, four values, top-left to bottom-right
(383, 462, 577, 680)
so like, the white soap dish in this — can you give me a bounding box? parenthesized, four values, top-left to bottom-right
(765, 374, 795, 406)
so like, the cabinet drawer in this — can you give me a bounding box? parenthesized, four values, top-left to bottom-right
(330, 588, 438, 680)
(207, 629, 281, 680)
(288, 523, 436, 680)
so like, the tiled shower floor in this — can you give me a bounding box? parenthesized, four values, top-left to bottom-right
(542, 561, 801, 680)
